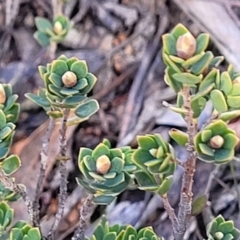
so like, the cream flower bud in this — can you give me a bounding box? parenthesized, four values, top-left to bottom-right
(209, 135, 224, 149)
(54, 21, 63, 34)
(0, 85, 6, 104)
(96, 155, 111, 175)
(233, 76, 240, 84)
(176, 32, 196, 59)
(214, 232, 224, 239)
(62, 71, 77, 88)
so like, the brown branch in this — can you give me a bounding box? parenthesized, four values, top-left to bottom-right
(72, 194, 95, 240)
(32, 117, 55, 227)
(0, 168, 33, 224)
(162, 195, 179, 232)
(48, 108, 70, 239)
(176, 86, 197, 240)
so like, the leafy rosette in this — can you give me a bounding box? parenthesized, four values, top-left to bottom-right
(0, 110, 16, 159)
(0, 84, 20, 123)
(25, 55, 99, 120)
(132, 134, 176, 196)
(162, 23, 223, 92)
(204, 65, 240, 122)
(162, 24, 223, 119)
(207, 215, 240, 240)
(77, 140, 135, 205)
(34, 15, 72, 47)
(85, 216, 163, 240)
(7, 221, 41, 240)
(194, 120, 239, 164)
(38, 55, 97, 99)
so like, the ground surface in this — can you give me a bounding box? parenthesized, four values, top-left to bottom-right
(0, 0, 240, 239)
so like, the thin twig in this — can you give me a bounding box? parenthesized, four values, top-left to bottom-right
(176, 86, 198, 240)
(48, 108, 70, 239)
(162, 195, 179, 228)
(205, 165, 220, 195)
(32, 117, 55, 227)
(0, 168, 33, 224)
(51, 0, 63, 19)
(72, 194, 95, 240)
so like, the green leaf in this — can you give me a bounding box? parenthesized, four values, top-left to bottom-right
(47, 110, 63, 118)
(230, 83, 240, 96)
(199, 68, 218, 92)
(191, 96, 206, 118)
(214, 149, 234, 164)
(190, 51, 214, 75)
(63, 95, 86, 106)
(75, 99, 99, 118)
(181, 54, 203, 68)
(209, 56, 224, 68)
(4, 94, 18, 112)
(109, 157, 124, 174)
(49, 73, 62, 88)
(172, 72, 202, 84)
(219, 110, 240, 122)
(195, 33, 209, 54)
(80, 73, 97, 94)
(164, 67, 182, 92)
(0, 126, 13, 140)
(199, 143, 214, 156)
(73, 78, 88, 90)
(0, 202, 13, 229)
(223, 133, 239, 150)
(157, 175, 174, 196)
(191, 194, 208, 216)
(171, 23, 189, 39)
(60, 88, 79, 95)
(26, 228, 41, 240)
(220, 72, 232, 95)
(210, 89, 228, 113)
(25, 93, 50, 108)
(227, 96, 240, 108)
(92, 143, 110, 160)
(1, 155, 21, 176)
(0, 147, 10, 159)
(169, 128, 188, 146)
(137, 136, 158, 150)
(35, 17, 53, 32)
(201, 129, 212, 142)
(134, 170, 156, 189)
(93, 195, 115, 205)
(0, 110, 6, 129)
(70, 60, 88, 79)
(51, 60, 69, 76)
(162, 34, 177, 55)
(162, 54, 182, 73)
(33, 32, 50, 47)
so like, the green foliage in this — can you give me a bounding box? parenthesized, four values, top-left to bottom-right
(77, 140, 136, 204)
(194, 120, 239, 164)
(0, 202, 40, 240)
(207, 215, 240, 240)
(1, 155, 21, 176)
(84, 216, 163, 240)
(0, 201, 13, 231)
(0, 84, 20, 160)
(34, 15, 73, 46)
(25, 55, 99, 121)
(0, 182, 21, 202)
(9, 221, 41, 240)
(191, 194, 208, 216)
(132, 134, 176, 196)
